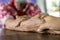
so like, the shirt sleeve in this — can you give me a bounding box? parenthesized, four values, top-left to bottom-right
(0, 4, 16, 19)
(26, 3, 42, 17)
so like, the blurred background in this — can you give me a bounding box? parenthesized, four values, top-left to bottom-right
(0, 1, 60, 40)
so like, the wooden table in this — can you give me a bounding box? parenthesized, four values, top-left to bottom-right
(0, 29, 60, 40)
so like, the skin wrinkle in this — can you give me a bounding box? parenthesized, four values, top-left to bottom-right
(37, 14, 60, 34)
(16, 15, 30, 27)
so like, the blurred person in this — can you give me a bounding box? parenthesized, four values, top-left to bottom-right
(0, 0, 42, 29)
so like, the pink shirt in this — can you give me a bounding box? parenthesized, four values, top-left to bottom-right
(0, 2, 41, 18)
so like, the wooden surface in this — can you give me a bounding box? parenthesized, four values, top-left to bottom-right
(0, 29, 60, 40)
